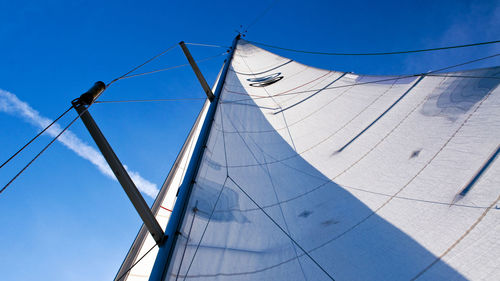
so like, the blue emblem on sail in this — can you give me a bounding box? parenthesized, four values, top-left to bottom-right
(247, 72, 283, 87)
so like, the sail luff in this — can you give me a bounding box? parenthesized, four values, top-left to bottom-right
(148, 34, 240, 281)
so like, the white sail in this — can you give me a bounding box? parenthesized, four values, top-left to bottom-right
(123, 39, 500, 281)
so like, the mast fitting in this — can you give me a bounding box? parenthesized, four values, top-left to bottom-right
(78, 81, 106, 106)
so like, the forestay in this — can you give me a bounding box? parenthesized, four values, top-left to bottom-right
(124, 39, 500, 281)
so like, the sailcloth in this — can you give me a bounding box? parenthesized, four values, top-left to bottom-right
(119, 39, 500, 281)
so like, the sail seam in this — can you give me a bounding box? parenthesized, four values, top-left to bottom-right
(180, 177, 229, 280)
(240, 55, 298, 151)
(336, 75, 425, 153)
(412, 185, 500, 280)
(274, 72, 348, 114)
(227, 176, 336, 281)
(209, 79, 401, 167)
(231, 59, 294, 75)
(225, 53, 500, 104)
(116, 243, 159, 281)
(174, 206, 198, 281)
(222, 105, 309, 279)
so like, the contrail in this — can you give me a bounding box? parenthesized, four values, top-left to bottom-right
(0, 89, 159, 198)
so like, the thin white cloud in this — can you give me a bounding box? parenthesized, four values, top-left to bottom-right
(0, 89, 159, 198)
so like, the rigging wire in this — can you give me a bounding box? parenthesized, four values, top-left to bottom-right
(0, 112, 82, 194)
(425, 74, 500, 80)
(428, 53, 500, 73)
(116, 242, 159, 281)
(95, 49, 227, 103)
(95, 98, 206, 104)
(183, 42, 229, 48)
(107, 43, 178, 87)
(0, 105, 74, 170)
(175, 207, 198, 281)
(119, 52, 227, 80)
(225, 52, 500, 102)
(182, 177, 229, 281)
(244, 0, 280, 32)
(248, 39, 500, 56)
(0, 42, 182, 194)
(121, 64, 189, 79)
(218, 52, 500, 171)
(228, 176, 336, 281)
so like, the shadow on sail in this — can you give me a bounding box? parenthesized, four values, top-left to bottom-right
(165, 69, 467, 281)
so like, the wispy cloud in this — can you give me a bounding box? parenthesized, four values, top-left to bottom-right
(0, 89, 159, 198)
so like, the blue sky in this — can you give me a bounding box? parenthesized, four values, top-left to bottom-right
(0, 0, 499, 280)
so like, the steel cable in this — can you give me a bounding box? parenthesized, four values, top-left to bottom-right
(248, 39, 500, 56)
(0, 105, 74, 170)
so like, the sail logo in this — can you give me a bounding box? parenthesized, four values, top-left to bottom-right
(247, 72, 283, 87)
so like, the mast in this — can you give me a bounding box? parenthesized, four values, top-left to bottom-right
(148, 34, 240, 281)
